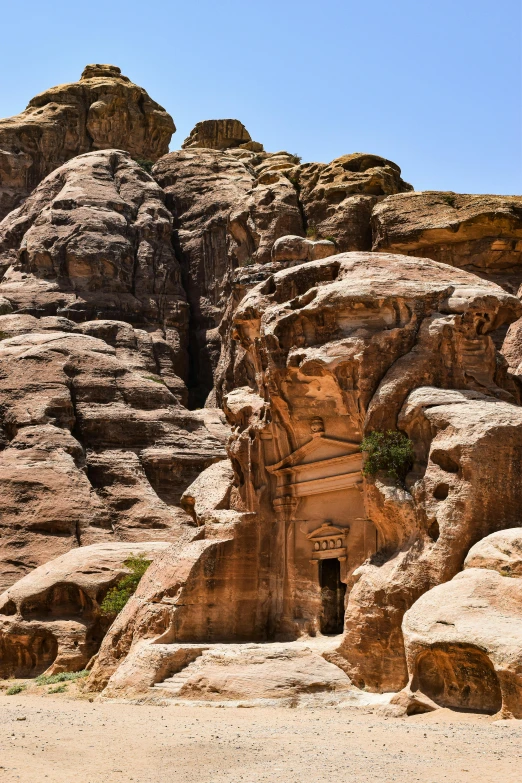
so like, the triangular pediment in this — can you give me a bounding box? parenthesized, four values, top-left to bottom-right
(307, 523, 346, 540)
(266, 434, 359, 473)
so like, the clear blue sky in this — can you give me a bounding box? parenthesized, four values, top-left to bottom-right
(1, 0, 520, 194)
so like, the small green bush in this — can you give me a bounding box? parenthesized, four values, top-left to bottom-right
(290, 153, 302, 164)
(361, 430, 414, 484)
(134, 158, 154, 174)
(48, 684, 67, 694)
(306, 225, 318, 239)
(6, 684, 26, 695)
(440, 193, 456, 207)
(36, 670, 89, 686)
(143, 375, 166, 385)
(100, 555, 151, 617)
(324, 236, 338, 246)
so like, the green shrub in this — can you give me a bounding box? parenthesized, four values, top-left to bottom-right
(134, 158, 154, 174)
(324, 236, 338, 246)
(143, 375, 166, 385)
(290, 153, 302, 164)
(306, 225, 318, 239)
(36, 670, 89, 686)
(48, 684, 67, 694)
(361, 430, 414, 484)
(100, 555, 152, 617)
(439, 193, 456, 207)
(6, 684, 26, 695)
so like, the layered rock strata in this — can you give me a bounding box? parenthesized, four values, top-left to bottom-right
(3, 66, 522, 711)
(372, 192, 522, 294)
(0, 150, 229, 590)
(0, 64, 174, 220)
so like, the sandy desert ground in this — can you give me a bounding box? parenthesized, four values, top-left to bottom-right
(0, 693, 520, 783)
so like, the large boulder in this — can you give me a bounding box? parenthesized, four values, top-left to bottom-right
(372, 192, 522, 294)
(400, 529, 522, 718)
(0, 64, 175, 220)
(0, 541, 169, 678)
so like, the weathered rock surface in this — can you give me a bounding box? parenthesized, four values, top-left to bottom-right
(340, 390, 522, 692)
(153, 148, 303, 404)
(98, 637, 357, 705)
(464, 528, 522, 576)
(86, 252, 522, 697)
(297, 153, 412, 252)
(271, 234, 336, 263)
(0, 149, 188, 358)
(0, 324, 229, 590)
(3, 65, 522, 711)
(0, 64, 175, 220)
(0, 541, 169, 678)
(0, 151, 229, 590)
(372, 192, 522, 293)
(501, 315, 522, 379)
(401, 550, 522, 717)
(85, 459, 262, 692)
(224, 254, 521, 688)
(182, 119, 263, 152)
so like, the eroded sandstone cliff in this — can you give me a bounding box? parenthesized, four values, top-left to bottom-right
(2, 69, 522, 715)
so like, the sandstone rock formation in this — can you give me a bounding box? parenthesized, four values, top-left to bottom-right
(399, 528, 522, 717)
(153, 148, 304, 404)
(464, 527, 522, 575)
(298, 153, 412, 252)
(0, 150, 229, 590)
(372, 192, 522, 294)
(341, 389, 522, 691)
(83, 252, 522, 698)
(3, 65, 522, 713)
(0, 541, 169, 678)
(182, 119, 263, 152)
(0, 64, 175, 220)
(112, 640, 353, 704)
(0, 149, 188, 349)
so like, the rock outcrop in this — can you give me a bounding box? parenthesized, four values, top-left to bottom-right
(0, 150, 188, 353)
(298, 153, 412, 252)
(0, 150, 229, 590)
(400, 529, 522, 718)
(182, 119, 263, 152)
(341, 389, 522, 691)
(84, 252, 522, 697)
(153, 148, 304, 404)
(0, 64, 175, 220)
(225, 255, 521, 690)
(0, 323, 229, 590)
(372, 192, 522, 294)
(0, 541, 169, 678)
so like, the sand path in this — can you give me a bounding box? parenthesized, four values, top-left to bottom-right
(0, 695, 520, 782)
